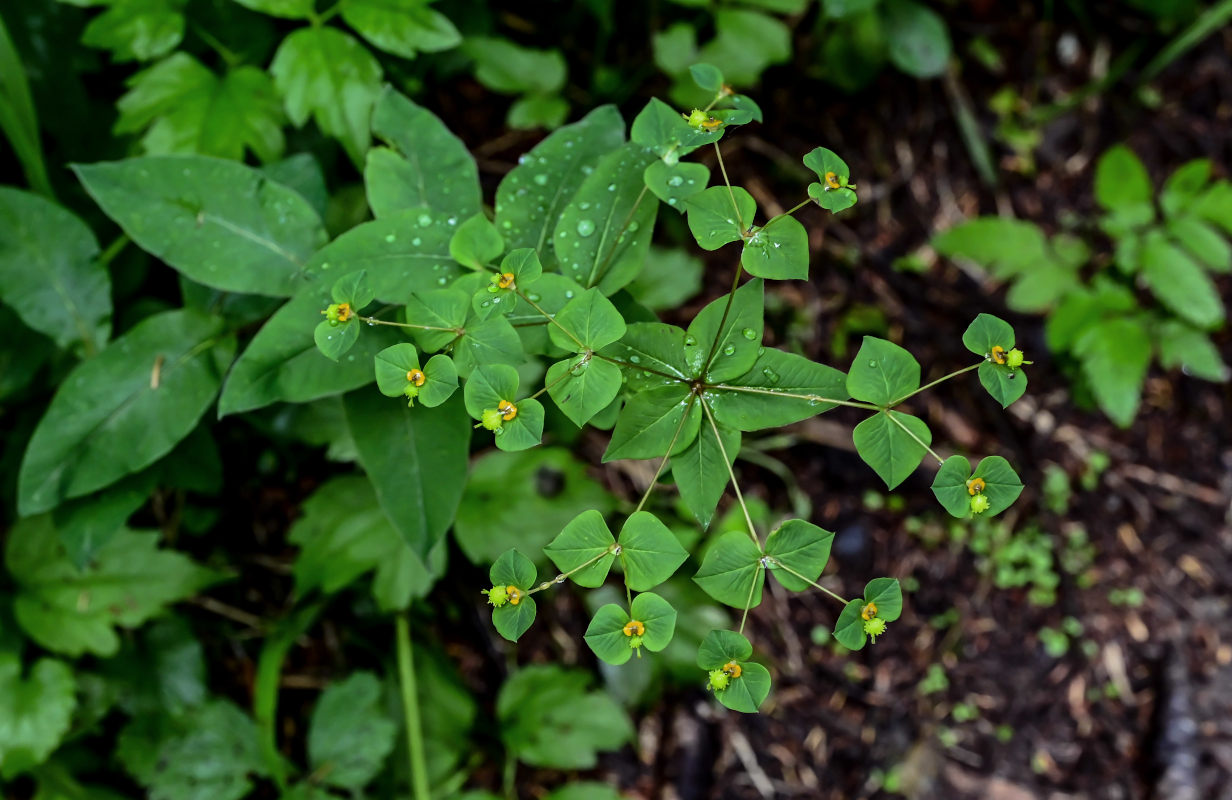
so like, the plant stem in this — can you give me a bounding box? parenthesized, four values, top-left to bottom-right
(890, 362, 981, 405)
(708, 383, 880, 411)
(699, 261, 745, 378)
(739, 564, 764, 635)
(515, 289, 586, 350)
(593, 351, 685, 382)
(254, 602, 324, 790)
(759, 198, 812, 232)
(528, 360, 576, 401)
(588, 185, 649, 288)
(713, 142, 746, 232)
(526, 547, 615, 595)
(702, 400, 759, 547)
(769, 559, 849, 605)
(96, 234, 130, 271)
(633, 393, 699, 513)
(395, 613, 431, 800)
(884, 409, 944, 465)
(358, 315, 459, 333)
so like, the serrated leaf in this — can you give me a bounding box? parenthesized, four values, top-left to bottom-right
(270, 27, 382, 165)
(764, 519, 834, 591)
(1167, 216, 1231, 272)
(685, 186, 755, 250)
(693, 530, 764, 609)
(546, 356, 622, 427)
(931, 454, 973, 517)
(553, 142, 659, 294)
(685, 278, 764, 382)
(1161, 159, 1212, 217)
(1095, 144, 1152, 213)
(0, 655, 76, 780)
(707, 348, 847, 430)
(846, 336, 921, 406)
(741, 215, 809, 280)
(143, 701, 267, 800)
(115, 54, 284, 161)
(495, 105, 625, 271)
(1074, 317, 1152, 427)
(340, 0, 460, 59)
(497, 665, 632, 768)
(367, 88, 481, 219)
(75, 156, 326, 296)
(617, 511, 689, 592)
(307, 673, 396, 790)
(672, 412, 739, 528)
(1141, 231, 1224, 329)
(852, 410, 932, 489)
(543, 510, 616, 588)
(19, 310, 233, 514)
(343, 390, 469, 558)
(81, 0, 184, 62)
(604, 383, 700, 461)
(1157, 321, 1229, 381)
(0, 187, 109, 351)
(7, 518, 217, 657)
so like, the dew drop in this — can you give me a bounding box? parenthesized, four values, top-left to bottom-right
(412, 237, 422, 246)
(741, 327, 757, 340)
(723, 344, 736, 356)
(868, 360, 877, 368)
(533, 174, 548, 186)
(762, 368, 780, 384)
(684, 335, 698, 346)
(417, 214, 432, 227)
(667, 175, 684, 187)
(629, 355, 641, 364)
(385, 233, 396, 243)
(576, 219, 596, 237)
(607, 183, 617, 192)
(564, 290, 575, 299)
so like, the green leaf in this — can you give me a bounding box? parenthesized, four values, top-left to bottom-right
(18, 310, 232, 514)
(367, 89, 480, 219)
(644, 160, 709, 211)
(604, 383, 700, 461)
(764, 519, 834, 591)
(490, 551, 540, 637)
(970, 456, 1024, 517)
(962, 313, 1015, 356)
(1168, 216, 1231, 272)
(617, 511, 689, 592)
(289, 476, 444, 610)
(74, 155, 326, 297)
(491, 549, 539, 591)
(931, 455, 973, 517)
(693, 530, 764, 609)
(230, 0, 313, 17)
(52, 472, 154, 569)
(463, 364, 519, 418)
(454, 448, 617, 565)
(7, 518, 217, 657)
(0, 187, 109, 351)
(1192, 181, 1232, 236)
(543, 510, 616, 588)
(449, 213, 503, 270)
(697, 630, 753, 668)
(0, 655, 76, 780)
(375, 345, 457, 407)
(546, 356, 622, 427)
(340, 0, 460, 59)
(1157, 321, 1229, 381)
(553, 142, 659, 294)
(467, 38, 566, 95)
(833, 599, 868, 650)
(685, 186, 755, 250)
(852, 410, 932, 489)
(115, 54, 284, 161)
(698, 9, 790, 85)
(270, 27, 382, 165)
(453, 315, 525, 378)
(343, 390, 470, 558)
(630, 592, 677, 651)
(707, 348, 847, 430)
(1074, 317, 1152, 427)
(1140, 231, 1224, 329)
(846, 336, 921, 405)
(630, 97, 723, 161)
(741, 215, 809, 280)
(689, 62, 723, 92)
(713, 661, 771, 713)
(977, 360, 1027, 408)
(1095, 145, 1152, 212)
(584, 604, 637, 665)
(1160, 159, 1211, 218)
(142, 701, 268, 800)
(494, 105, 625, 271)
(863, 577, 903, 621)
(625, 247, 703, 310)
(883, 0, 951, 78)
(601, 321, 691, 391)
(550, 287, 627, 351)
(497, 665, 632, 768)
(802, 146, 857, 213)
(307, 672, 396, 790)
(404, 288, 469, 351)
(932, 217, 1048, 276)
(81, 0, 184, 62)
(314, 318, 358, 360)
(685, 278, 764, 382)
(672, 413, 739, 528)
(508, 93, 569, 130)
